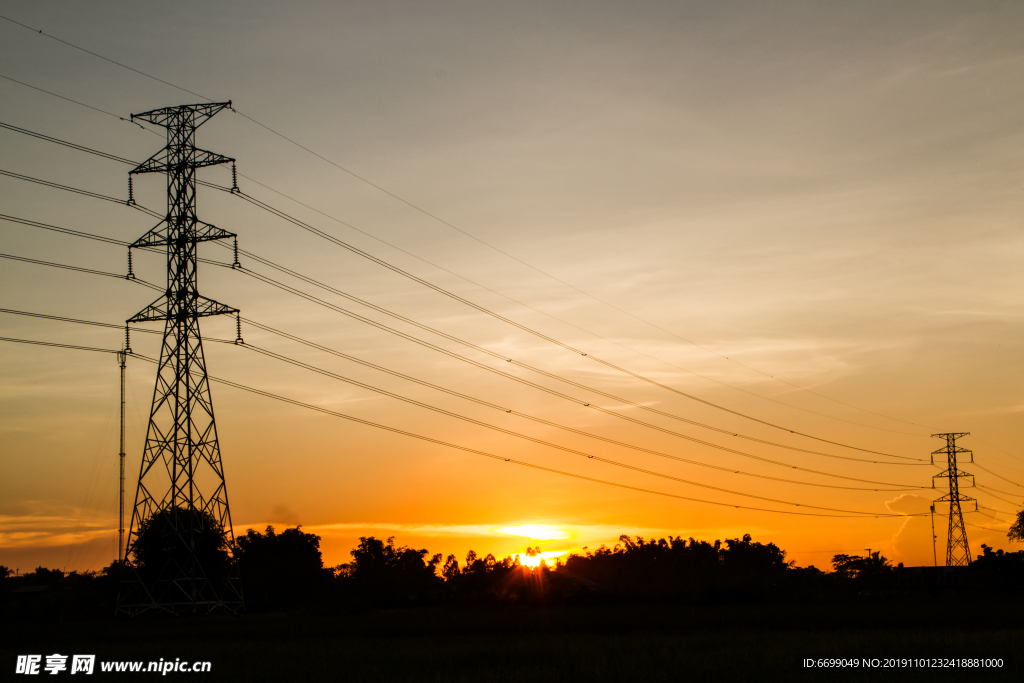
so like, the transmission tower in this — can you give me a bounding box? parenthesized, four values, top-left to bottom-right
(931, 432, 976, 567)
(116, 102, 244, 615)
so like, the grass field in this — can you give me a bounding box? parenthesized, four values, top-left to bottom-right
(3, 598, 1021, 681)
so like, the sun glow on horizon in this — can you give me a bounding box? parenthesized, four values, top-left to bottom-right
(496, 524, 574, 541)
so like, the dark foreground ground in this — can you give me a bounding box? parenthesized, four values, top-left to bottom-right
(2, 597, 1022, 682)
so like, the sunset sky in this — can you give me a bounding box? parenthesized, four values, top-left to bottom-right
(1, 1, 1022, 575)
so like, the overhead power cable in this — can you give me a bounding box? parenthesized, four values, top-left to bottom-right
(0, 305, 926, 493)
(975, 483, 1024, 499)
(212, 172, 928, 438)
(0, 72, 155, 135)
(0, 308, 159, 335)
(0, 213, 233, 270)
(0, 15, 210, 100)
(974, 486, 1023, 509)
(234, 262, 931, 467)
(0, 327, 937, 518)
(0, 121, 135, 163)
(0, 332, 934, 519)
(231, 342, 922, 510)
(125, 354, 922, 519)
(0, 335, 120, 354)
(0, 119, 928, 455)
(0, 27, 935, 433)
(224, 185, 926, 457)
(0, 168, 162, 219)
(966, 434, 1024, 466)
(1, 114, 926, 440)
(973, 463, 1024, 491)
(240, 337, 928, 493)
(242, 318, 925, 490)
(0, 166, 925, 466)
(1, 212, 124, 246)
(0, 252, 162, 291)
(0, 168, 130, 206)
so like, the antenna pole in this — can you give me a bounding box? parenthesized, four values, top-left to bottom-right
(930, 504, 937, 567)
(118, 350, 126, 564)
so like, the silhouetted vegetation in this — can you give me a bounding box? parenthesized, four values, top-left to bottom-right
(1010, 509, 1024, 543)
(235, 525, 332, 610)
(130, 507, 232, 584)
(4, 528, 1024, 622)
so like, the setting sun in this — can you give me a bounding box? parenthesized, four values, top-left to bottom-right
(515, 550, 570, 569)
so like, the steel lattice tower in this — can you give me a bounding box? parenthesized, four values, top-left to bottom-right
(931, 432, 976, 567)
(117, 102, 244, 615)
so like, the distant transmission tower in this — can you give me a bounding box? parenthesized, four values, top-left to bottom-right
(931, 432, 976, 567)
(117, 102, 244, 615)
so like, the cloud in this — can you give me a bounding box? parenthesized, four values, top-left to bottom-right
(885, 494, 932, 515)
(0, 515, 114, 549)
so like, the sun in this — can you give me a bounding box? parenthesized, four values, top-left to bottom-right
(496, 524, 574, 541)
(515, 550, 569, 569)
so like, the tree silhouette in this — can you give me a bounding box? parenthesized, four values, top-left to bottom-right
(129, 507, 231, 583)
(341, 536, 442, 605)
(234, 525, 330, 609)
(1009, 509, 1024, 543)
(442, 554, 461, 581)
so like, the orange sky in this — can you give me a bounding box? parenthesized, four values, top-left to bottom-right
(1, 1, 1022, 575)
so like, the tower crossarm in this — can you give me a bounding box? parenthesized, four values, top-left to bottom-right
(932, 468, 974, 481)
(130, 218, 236, 249)
(933, 492, 978, 511)
(930, 446, 972, 456)
(128, 294, 238, 324)
(131, 101, 232, 128)
(130, 147, 235, 175)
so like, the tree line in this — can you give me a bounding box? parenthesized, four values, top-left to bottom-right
(3, 506, 1023, 619)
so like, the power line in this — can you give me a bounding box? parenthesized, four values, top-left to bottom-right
(0, 252, 162, 291)
(225, 113, 933, 433)
(236, 263, 932, 467)
(0, 14, 211, 101)
(0, 121, 136, 163)
(242, 338, 929, 494)
(5, 331, 916, 520)
(0, 335, 120, 354)
(0, 115, 928, 440)
(234, 341, 920, 511)
(0, 212, 235, 270)
(1, 212, 125, 246)
(0, 332, 933, 519)
(976, 483, 1024, 499)
(0, 304, 926, 494)
(0, 308, 159, 335)
(242, 318, 925, 490)
(0, 47, 947, 528)
(974, 486, 1023, 509)
(966, 434, 1024, 465)
(227, 185, 930, 455)
(0, 168, 162, 219)
(1, 118, 931, 457)
(0, 174, 925, 465)
(0, 72, 154, 134)
(212, 171, 929, 438)
(973, 463, 1024, 491)
(129, 354, 923, 520)
(0, 44, 932, 440)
